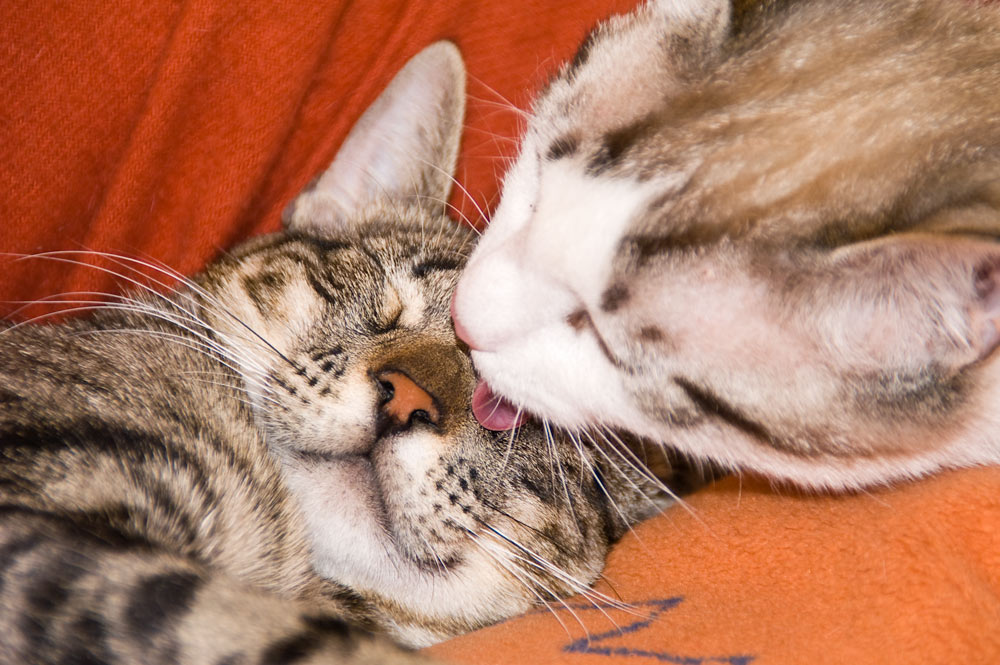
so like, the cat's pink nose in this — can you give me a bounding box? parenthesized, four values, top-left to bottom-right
(376, 370, 441, 430)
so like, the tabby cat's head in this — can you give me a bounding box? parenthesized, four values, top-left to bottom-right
(453, 0, 1000, 489)
(198, 44, 663, 646)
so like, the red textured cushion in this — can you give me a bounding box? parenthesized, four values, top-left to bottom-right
(0, 0, 639, 316)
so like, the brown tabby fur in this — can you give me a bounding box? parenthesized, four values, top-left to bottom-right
(0, 43, 669, 664)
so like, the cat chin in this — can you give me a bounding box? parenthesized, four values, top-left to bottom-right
(472, 337, 1000, 490)
(276, 435, 535, 647)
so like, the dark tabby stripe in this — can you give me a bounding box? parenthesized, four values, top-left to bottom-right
(0, 507, 390, 664)
(546, 135, 580, 161)
(624, 227, 726, 264)
(566, 24, 601, 77)
(673, 376, 778, 446)
(305, 270, 346, 307)
(309, 345, 344, 363)
(586, 118, 654, 176)
(126, 572, 203, 645)
(412, 256, 463, 278)
(600, 283, 630, 312)
(855, 367, 965, 419)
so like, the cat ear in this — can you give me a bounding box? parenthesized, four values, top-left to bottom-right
(283, 41, 465, 234)
(649, 0, 731, 51)
(843, 235, 1000, 365)
(969, 255, 1000, 361)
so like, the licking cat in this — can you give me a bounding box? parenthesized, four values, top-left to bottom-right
(0, 43, 668, 664)
(453, 0, 1000, 490)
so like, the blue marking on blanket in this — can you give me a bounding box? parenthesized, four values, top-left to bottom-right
(553, 597, 755, 664)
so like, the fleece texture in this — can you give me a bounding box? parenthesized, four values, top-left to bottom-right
(427, 468, 1000, 664)
(3, 1, 1000, 664)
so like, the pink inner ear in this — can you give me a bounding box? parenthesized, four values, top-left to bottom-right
(973, 258, 1000, 360)
(472, 380, 526, 431)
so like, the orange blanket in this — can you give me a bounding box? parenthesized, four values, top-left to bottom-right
(3, 1, 999, 663)
(429, 468, 1000, 664)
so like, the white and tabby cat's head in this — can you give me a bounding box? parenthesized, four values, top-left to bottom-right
(453, 0, 1000, 489)
(195, 44, 663, 646)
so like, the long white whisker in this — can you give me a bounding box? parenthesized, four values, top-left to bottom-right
(181, 373, 284, 411)
(412, 157, 490, 229)
(86, 296, 273, 380)
(99, 252, 304, 373)
(574, 430, 648, 546)
(467, 75, 530, 120)
(71, 327, 276, 401)
(587, 429, 667, 507)
(469, 530, 582, 637)
(12, 274, 281, 388)
(596, 426, 705, 524)
(184, 376, 282, 413)
(544, 425, 584, 536)
(479, 521, 640, 634)
(8, 251, 299, 371)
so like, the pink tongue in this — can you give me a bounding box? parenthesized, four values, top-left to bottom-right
(472, 380, 527, 431)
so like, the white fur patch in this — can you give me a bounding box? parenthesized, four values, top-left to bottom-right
(392, 275, 427, 329)
(279, 440, 530, 647)
(456, 162, 658, 348)
(455, 163, 662, 432)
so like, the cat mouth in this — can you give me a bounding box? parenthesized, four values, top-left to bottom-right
(324, 454, 392, 526)
(323, 442, 461, 561)
(471, 380, 527, 431)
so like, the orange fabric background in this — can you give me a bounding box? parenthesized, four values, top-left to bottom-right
(3, 1, 1000, 664)
(429, 468, 1000, 664)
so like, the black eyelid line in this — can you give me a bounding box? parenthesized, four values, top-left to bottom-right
(367, 307, 402, 335)
(385, 307, 402, 331)
(412, 256, 463, 278)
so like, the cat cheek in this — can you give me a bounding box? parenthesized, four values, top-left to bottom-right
(449, 290, 478, 351)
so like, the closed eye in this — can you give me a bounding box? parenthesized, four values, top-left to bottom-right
(373, 286, 404, 333)
(412, 255, 462, 278)
(376, 308, 402, 333)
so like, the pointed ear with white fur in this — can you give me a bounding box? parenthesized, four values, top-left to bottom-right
(283, 41, 465, 235)
(872, 238, 1000, 365)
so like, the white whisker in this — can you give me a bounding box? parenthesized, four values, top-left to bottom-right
(467, 530, 581, 638)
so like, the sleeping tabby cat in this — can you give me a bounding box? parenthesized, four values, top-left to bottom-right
(0, 43, 667, 664)
(453, 0, 1000, 490)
